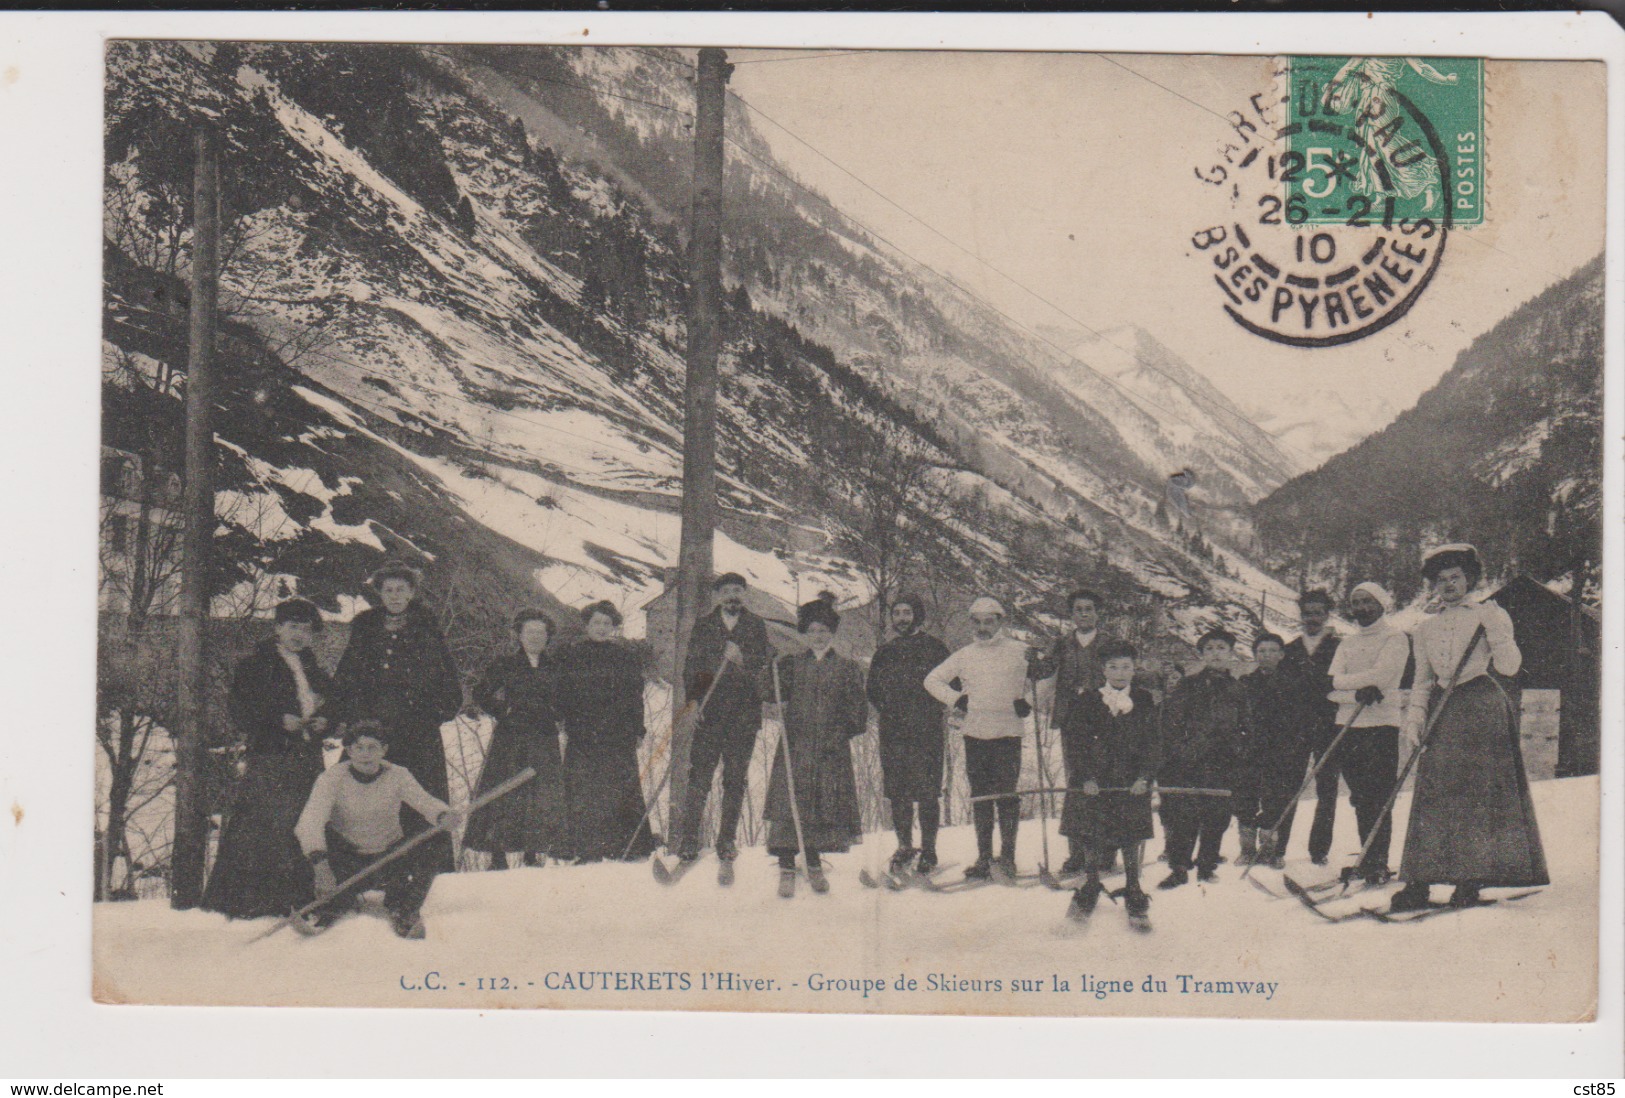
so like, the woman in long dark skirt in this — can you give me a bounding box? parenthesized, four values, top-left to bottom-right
(329, 562, 464, 874)
(555, 601, 656, 862)
(463, 609, 566, 869)
(762, 597, 867, 897)
(202, 598, 331, 919)
(1391, 544, 1547, 912)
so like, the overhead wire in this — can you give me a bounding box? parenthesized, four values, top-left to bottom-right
(731, 51, 885, 66)
(451, 43, 1304, 480)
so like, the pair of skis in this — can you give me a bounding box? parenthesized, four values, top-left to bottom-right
(858, 861, 958, 891)
(1281, 874, 1538, 925)
(251, 766, 538, 943)
(1065, 884, 1152, 933)
(650, 851, 736, 887)
(858, 860, 1042, 893)
(1275, 625, 1492, 922)
(924, 863, 1043, 893)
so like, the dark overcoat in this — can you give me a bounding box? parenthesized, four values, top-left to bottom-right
(1158, 667, 1252, 789)
(1038, 631, 1118, 730)
(1058, 686, 1160, 844)
(1283, 633, 1340, 741)
(463, 648, 567, 856)
(1238, 666, 1313, 802)
(201, 638, 332, 919)
(555, 639, 656, 860)
(330, 604, 462, 801)
(684, 606, 770, 739)
(866, 630, 951, 802)
(764, 651, 867, 855)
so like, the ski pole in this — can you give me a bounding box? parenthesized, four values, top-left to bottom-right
(1026, 677, 1054, 877)
(770, 653, 810, 872)
(252, 766, 536, 943)
(624, 656, 732, 861)
(968, 784, 1228, 803)
(1240, 700, 1367, 885)
(1346, 624, 1487, 883)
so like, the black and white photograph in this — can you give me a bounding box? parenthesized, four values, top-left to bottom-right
(2, 10, 1619, 1059)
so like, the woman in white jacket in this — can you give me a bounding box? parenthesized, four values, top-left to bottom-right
(1390, 545, 1547, 913)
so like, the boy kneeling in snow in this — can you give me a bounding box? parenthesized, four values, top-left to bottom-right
(1061, 641, 1159, 925)
(294, 720, 460, 939)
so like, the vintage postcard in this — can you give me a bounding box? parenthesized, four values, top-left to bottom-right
(86, 27, 1612, 1027)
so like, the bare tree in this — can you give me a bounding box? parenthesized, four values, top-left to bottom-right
(823, 429, 951, 648)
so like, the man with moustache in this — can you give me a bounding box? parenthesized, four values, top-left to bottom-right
(1282, 589, 1342, 865)
(866, 594, 951, 875)
(1326, 582, 1412, 884)
(673, 573, 771, 870)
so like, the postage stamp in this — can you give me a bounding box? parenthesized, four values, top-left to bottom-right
(1285, 57, 1485, 228)
(1192, 57, 1465, 347)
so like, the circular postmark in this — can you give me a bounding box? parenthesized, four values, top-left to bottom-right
(1192, 59, 1459, 348)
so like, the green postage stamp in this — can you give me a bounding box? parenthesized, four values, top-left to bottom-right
(1285, 57, 1485, 227)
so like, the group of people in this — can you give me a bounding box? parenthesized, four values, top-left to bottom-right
(668, 544, 1547, 922)
(200, 541, 1549, 937)
(200, 563, 655, 937)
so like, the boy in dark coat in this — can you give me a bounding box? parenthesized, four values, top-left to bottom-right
(673, 573, 771, 864)
(1061, 640, 1159, 925)
(865, 594, 951, 874)
(1157, 628, 1251, 889)
(1236, 633, 1311, 870)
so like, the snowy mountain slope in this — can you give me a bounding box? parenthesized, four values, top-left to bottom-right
(1243, 386, 1400, 473)
(102, 39, 1296, 661)
(473, 47, 1298, 501)
(94, 774, 1598, 1022)
(1253, 253, 1604, 604)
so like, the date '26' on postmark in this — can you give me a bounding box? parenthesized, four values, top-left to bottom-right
(1194, 56, 1484, 347)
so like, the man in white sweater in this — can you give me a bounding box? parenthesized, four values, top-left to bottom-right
(295, 720, 459, 938)
(1325, 581, 1411, 884)
(924, 597, 1036, 880)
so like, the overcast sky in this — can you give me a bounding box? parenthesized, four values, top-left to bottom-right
(725, 50, 1605, 440)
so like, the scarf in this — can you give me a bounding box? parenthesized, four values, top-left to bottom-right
(1100, 683, 1134, 717)
(278, 646, 318, 719)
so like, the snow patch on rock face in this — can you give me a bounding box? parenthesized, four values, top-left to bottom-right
(388, 447, 871, 637)
(1485, 417, 1554, 487)
(291, 386, 363, 431)
(216, 488, 300, 542)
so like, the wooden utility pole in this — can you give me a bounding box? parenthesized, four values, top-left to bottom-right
(667, 48, 731, 845)
(171, 125, 220, 909)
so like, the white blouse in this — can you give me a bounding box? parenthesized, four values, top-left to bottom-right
(1401, 601, 1520, 733)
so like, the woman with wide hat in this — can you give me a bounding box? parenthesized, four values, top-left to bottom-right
(330, 561, 464, 874)
(202, 598, 332, 918)
(1391, 544, 1547, 912)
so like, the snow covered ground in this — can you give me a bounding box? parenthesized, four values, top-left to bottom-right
(94, 777, 1597, 1022)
